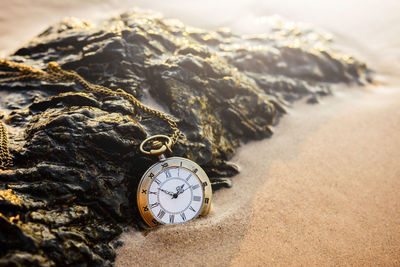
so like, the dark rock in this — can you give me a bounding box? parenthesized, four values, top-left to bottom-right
(307, 94, 320, 104)
(0, 11, 371, 266)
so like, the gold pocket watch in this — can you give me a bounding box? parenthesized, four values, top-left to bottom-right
(137, 135, 212, 227)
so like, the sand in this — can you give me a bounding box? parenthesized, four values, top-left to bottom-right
(229, 81, 400, 266)
(1, 0, 400, 266)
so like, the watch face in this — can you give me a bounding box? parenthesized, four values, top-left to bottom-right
(137, 157, 212, 227)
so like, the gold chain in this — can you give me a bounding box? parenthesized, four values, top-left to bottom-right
(0, 117, 12, 169)
(0, 60, 183, 170)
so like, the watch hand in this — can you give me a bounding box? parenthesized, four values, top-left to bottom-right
(177, 184, 192, 196)
(172, 184, 185, 199)
(184, 185, 192, 192)
(177, 184, 184, 193)
(182, 184, 195, 194)
(159, 188, 174, 196)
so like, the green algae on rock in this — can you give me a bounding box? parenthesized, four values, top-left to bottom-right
(0, 11, 370, 266)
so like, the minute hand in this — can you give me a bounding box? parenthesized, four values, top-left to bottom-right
(178, 185, 193, 195)
(160, 188, 175, 197)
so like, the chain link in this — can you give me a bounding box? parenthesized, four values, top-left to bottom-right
(0, 60, 183, 170)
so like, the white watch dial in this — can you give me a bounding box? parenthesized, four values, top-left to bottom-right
(147, 167, 204, 224)
(137, 157, 212, 227)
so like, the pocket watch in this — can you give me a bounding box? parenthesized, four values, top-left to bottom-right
(137, 135, 212, 227)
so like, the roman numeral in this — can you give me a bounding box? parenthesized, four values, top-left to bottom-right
(169, 214, 174, 223)
(141, 189, 147, 194)
(193, 168, 198, 173)
(150, 202, 159, 208)
(186, 174, 192, 181)
(161, 162, 168, 168)
(192, 184, 200, 190)
(189, 206, 196, 212)
(149, 191, 157, 195)
(143, 206, 148, 212)
(180, 212, 186, 221)
(178, 162, 182, 177)
(157, 209, 165, 219)
(193, 196, 201, 202)
(205, 198, 209, 204)
(165, 169, 171, 178)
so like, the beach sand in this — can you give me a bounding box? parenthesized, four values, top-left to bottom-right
(229, 80, 400, 266)
(1, 0, 399, 266)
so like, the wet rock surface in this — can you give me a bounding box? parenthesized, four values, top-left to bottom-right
(0, 11, 371, 266)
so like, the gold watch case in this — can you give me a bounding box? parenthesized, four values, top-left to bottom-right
(137, 156, 212, 227)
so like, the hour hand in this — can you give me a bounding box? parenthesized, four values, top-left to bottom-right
(176, 184, 185, 194)
(176, 184, 188, 196)
(159, 188, 174, 196)
(171, 184, 185, 199)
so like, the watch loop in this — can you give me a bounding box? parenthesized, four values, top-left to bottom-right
(139, 135, 173, 155)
